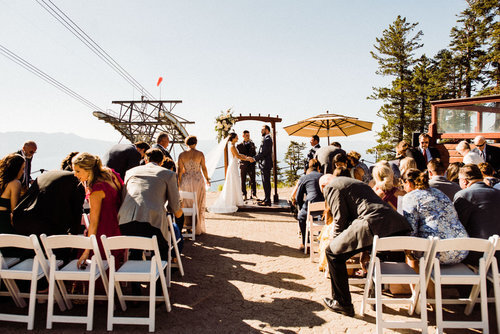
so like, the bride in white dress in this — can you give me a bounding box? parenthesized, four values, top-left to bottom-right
(208, 133, 252, 213)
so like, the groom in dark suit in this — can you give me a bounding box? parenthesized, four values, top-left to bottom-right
(251, 125, 273, 206)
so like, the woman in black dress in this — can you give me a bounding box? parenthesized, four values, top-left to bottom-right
(0, 153, 25, 249)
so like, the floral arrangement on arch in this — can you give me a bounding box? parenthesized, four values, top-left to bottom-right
(215, 108, 235, 142)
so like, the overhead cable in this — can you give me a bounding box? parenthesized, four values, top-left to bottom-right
(35, 0, 155, 100)
(0, 44, 105, 112)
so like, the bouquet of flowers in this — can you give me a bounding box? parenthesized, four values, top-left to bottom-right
(215, 108, 235, 142)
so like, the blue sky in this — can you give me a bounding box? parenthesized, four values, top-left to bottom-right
(0, 0, 467, 151)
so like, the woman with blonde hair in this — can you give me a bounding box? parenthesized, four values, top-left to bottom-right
(399, 157, 417, 180)
(372, 163, 405, 209)
(72, 152, 123, 267)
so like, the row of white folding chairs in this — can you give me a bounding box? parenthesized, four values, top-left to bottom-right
(359, 235, 499, 334)
(0, 217, 180, 332)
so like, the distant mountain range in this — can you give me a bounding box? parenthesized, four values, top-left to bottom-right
(0, 131, 375, 186)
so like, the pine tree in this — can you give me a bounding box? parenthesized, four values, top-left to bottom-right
(411, 55, 433, 133)
(368, 16, 423, 159)
(284, 141, 306, 186)
(468, 0, 500, 95)
(449, 6, 487, 97)
(430, 49, 462, 99)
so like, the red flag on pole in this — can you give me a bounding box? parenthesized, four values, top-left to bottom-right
(157, 77, 163, 87)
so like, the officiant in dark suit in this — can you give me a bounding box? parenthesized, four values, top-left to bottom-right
(237, 130, 257, 200)
(252, 125, 273, 206)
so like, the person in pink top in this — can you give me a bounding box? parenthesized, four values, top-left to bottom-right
(72, 152, 123, 267)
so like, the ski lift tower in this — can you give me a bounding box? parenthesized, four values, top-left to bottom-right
(93, 97, 194, 148)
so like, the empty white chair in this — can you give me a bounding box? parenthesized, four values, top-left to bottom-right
(101, 235, 171, 332)
(430, 237, 492, 334)
(179, 191, 197, 240)
(0, 234, 65, 330)
(40, 234, 108, 330)
(304, 201, 325, 260)
(360, 236, 434, 334)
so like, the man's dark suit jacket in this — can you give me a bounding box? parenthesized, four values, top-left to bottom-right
(454, 182, 500, 263)
(237, 140, 256, 168)
(295, 171, 324, 222)
(407, 147, 440, 171)
(314, 146, 346, 174)
(12, 170, 85, 236)
(254, 134, 273, 171)
(454, 182, 500, 240)
(473, 144, 500, 172)
(152, 143, 176, 172)
(103, 143, 141, 180)
(323, 177, 411, 254)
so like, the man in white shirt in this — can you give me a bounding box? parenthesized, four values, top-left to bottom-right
(456, 141, 484, 165)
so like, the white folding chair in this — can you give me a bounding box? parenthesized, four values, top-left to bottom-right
(430, 237, 492, 334)
(101, 235, 171, 332)
(304, 201, 325, 260)
(0, 234, 65, 330)
(166, 214, 184, 284)
(179, 191, 197, 240)
(360, 236, 434, 334)
(40, 234, 108, 330)
(485, 235, 500, 334)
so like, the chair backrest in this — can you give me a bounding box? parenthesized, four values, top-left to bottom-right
(373, 236, 434, 254)
(101, 235, 157, 254)
(40, 234, 104, 266)
(308, 201, 325, 213)
(433, 237, 492, 254)
(0, 233, 37, 249)
(179, 191, 196, 201)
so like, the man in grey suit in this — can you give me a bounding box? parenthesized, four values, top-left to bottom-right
(118, 148, 184, 260)
(454, 164, 500, 264)
(428, 158, 461, 200)
(322, 176, 411, 316)
(314, 142, 345, 174)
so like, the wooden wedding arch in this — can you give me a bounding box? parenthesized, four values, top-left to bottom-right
(224, 113, 282, 203)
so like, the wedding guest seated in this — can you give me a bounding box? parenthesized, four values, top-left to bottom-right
(399, 157, 417, 179)
(103, 142, 143, 180)
(402, 168, 468, 264)
(60, 152, 79, 171)
(456, 141, 484, 165)
(453, 164, 500, 263)
(0, 154, 25, 257)
(322, 176, 411, 316)
(333, 153, 349, 171)
(72, 153, 124, 267)
(314, 142, 345, 174)
(372, 163, 405, 210)
(347, 151, 371, 183)
(118, 148, 184, 261)
(295, 159, 324, 251)
(13, 169, 85, 263)
(163, 157, 176, 171)
(446, 162, 463, 184)
(478, 162, 500, 187)
(428, 158, 461, 200)
(389, 140, 410, 180)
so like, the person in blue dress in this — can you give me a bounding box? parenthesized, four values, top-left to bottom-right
(401, 168, 468, 264)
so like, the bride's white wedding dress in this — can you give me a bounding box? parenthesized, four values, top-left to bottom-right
(208, 144, 244, 213)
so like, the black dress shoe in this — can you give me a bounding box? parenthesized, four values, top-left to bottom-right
(257, 201, 271, 206)
(323, 297, 354, 317)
